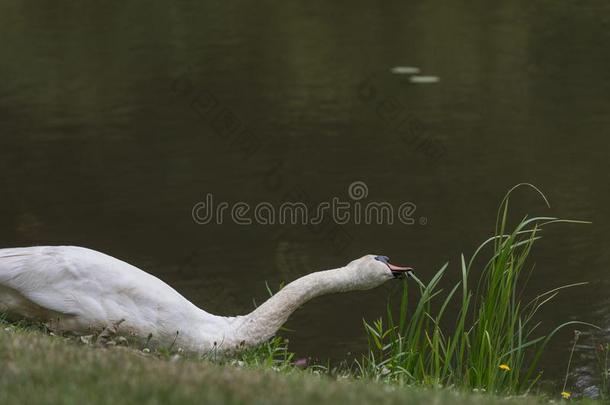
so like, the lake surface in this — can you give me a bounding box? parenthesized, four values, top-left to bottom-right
(1, 1, 609, 390)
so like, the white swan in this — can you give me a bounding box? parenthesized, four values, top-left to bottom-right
(0, 246, 412, 354)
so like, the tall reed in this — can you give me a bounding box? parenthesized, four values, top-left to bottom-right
(359, 184, 596, 394)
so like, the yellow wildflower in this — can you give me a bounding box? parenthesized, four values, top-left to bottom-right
(499, 364, 511, 372)
(561, 391, 571, 399)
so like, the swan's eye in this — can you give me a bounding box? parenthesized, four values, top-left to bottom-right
(374, 256, 390, 263)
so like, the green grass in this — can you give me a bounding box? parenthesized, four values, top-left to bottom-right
(0, 324, 551, 405)
(359, 184, 597, 395)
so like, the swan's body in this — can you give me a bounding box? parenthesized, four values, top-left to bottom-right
(0, 246, 411, 354)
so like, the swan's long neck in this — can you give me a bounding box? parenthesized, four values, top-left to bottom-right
(231, 267, 350, 348)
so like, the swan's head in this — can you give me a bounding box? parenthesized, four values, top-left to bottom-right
(345, 255, 413, 290)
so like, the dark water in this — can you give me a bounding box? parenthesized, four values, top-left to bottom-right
(1, 1, 609, 389)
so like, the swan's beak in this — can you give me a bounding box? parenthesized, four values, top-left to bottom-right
(388, 263, 413, 279)
(374, 256, 414, 279)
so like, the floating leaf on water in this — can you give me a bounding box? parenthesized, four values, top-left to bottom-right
(409, 75, 440, 84)
(390, 66, 420, 74)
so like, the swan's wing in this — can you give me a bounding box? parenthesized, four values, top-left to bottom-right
(0, 246, 198, 327)
(0, 247, 89, 317)
(0, 246, 149, 320)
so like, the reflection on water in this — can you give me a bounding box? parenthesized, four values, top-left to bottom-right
(1, 1, 609, 390)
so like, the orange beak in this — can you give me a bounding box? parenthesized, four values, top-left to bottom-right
(375, 256, 414, 278)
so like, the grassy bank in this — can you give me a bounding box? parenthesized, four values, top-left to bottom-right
(0, 326, 546, 405)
